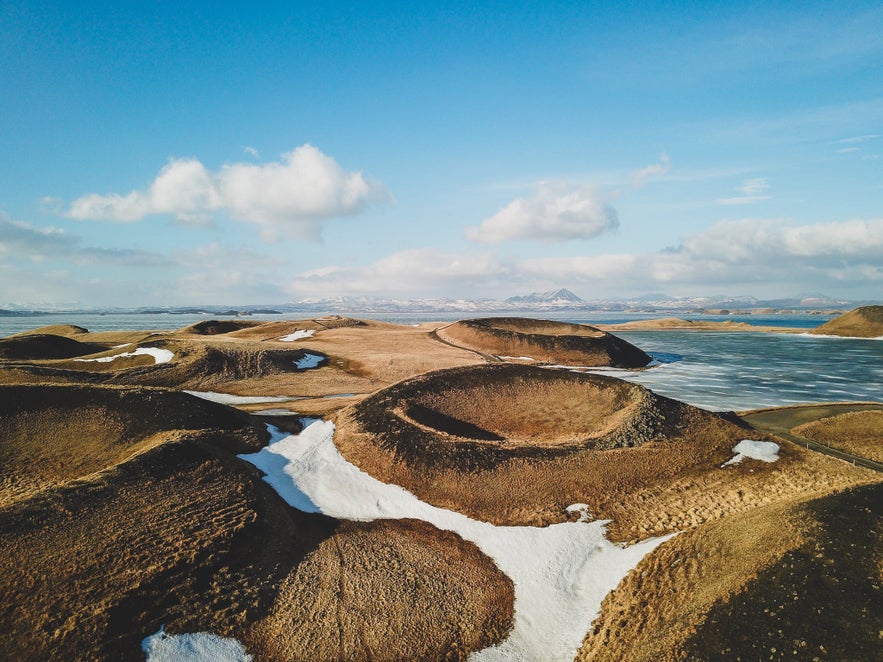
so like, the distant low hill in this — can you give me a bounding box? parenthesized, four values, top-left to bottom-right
(811, 305, 883, 338)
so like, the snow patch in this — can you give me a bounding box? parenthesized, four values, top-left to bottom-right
(294, 352, 325, 370)
(252, 408, 299, 416)
(498, 356, 536, 361)
(184, 391, 294, 405)
(279, 329, 315, 341)
(239, 420, 673, 662)
(75, 347, 174, 365)
(723, 439, 780, 467)
(142, 626, 252, 662)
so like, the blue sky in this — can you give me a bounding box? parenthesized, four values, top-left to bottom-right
(1, 1, 882, 307)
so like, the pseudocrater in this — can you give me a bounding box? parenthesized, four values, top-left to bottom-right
(334, 364, 773, 536)
(436, 317, 652, 367)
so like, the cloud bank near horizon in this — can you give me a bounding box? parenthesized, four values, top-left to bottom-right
(287, 217, 883, 298)
(65, 145, 388, 240)
(3, 210, 882, 306)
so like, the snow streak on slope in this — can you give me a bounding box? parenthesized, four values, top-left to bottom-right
(75, 347, 174, 364)
(240, 420, 673, 662)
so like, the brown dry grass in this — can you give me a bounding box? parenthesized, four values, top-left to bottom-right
(0, 320, 484, 419)
(0, 428, 327, 661)
(811, 304, 883, 337)
(0, 384, 513, 661)
(246, 518, 513, 661)
(679, 481, 883, 660)
(409, 374, 637, 445)
(437, 318, 651, 367)
(0, 384, 259, 506)
(333, 364, 875, 538)
(0, 334, 109, 360)
(598, 318, 802, 333)
(8, 324, 89, 337)
(793, 410, 883, 462)
(339, 405, 872, 540)
(578, 497, 807, 661)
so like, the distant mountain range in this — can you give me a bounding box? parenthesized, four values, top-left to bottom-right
(1, 290, 870, 317)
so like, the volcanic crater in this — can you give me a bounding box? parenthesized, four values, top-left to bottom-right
(436, 317, 652, 367)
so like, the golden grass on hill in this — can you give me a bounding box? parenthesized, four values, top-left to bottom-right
(679, 481, 883, 660)
(811, 304, 883, 337)
(8, 324, 89, 338)
(579, 480, 883, 660)
(0, 320, 485, 420)
(598, 317, 800, 332)
(578, 497, 807, 661)
(404, 371, 640, 447)
(0, 384, 260, 506)
(178, 319, 265, 335)
(437, 317, 651, 367)
(0, 384, 513, 661)
(793, 410, 883, 462)
(0, 417, 322, 661)
(0, 334, 109, 360)
(246, 518, 513, 662)
(332, 364, 876, 538)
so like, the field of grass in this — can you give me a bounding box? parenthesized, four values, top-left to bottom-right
(0, 317, 879, 660)
(0, 382, 512, 661)
(792, 410, 883, 462)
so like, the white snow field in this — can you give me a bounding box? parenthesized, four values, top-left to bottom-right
(240, 420, 674, 662)
(722, 439, 781, 466)
(142, 627, 252, 662)
(279, 329, 315, 341)
(183, 391, 296, 405)
(75, 347, 174, 365)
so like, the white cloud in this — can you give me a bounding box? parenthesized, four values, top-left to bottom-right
(830, 134, 879, 144)
(466, 183, 619, 243)
(524, 217, 883, 292)
(243, 145, 260, 157)
(286, 217, 883, 299)
(716, 178, 770, 205)
(630, 153, 670, 187)
(65, 145, 388, 240)
(289, 248, 515, 296)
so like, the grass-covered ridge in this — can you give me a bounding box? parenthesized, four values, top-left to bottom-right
(437, 317, 652, 367)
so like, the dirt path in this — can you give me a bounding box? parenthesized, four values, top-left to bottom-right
(741, 403, 883, 473)
(429, 327, 503, 363)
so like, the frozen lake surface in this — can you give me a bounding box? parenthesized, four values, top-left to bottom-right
(584, 330, 883, 411)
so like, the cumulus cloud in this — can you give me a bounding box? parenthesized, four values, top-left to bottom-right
(66, 145, 388, 240)
(466, 183, 619, 243)
(630, 153, 670, 187)
(716, 178, 771, 205)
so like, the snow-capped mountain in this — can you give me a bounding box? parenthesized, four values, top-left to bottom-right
(504, 289, 586, 306)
